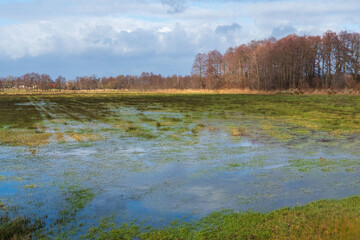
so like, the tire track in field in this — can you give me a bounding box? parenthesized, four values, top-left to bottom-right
(26, 96, 60, 144)
(44, 102, 83, 122)
(28, 96, 75, 132)
(31, 96, 85, 122)
(28, 96, 56, 121)
(51, 103, 85, 122)
(28, 96, 108, 144)
(28, 96, 84, 143)
(55, 98, 111, 122)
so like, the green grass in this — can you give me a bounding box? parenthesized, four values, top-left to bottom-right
(64, 187, 95, 210)
(124, 125, 157, 139)
(0, 214, 44, 240)
(0, 95, 43, 129)
(288, 157, 360, 172)
(226, 155, 268, 170)
(0, 93, 360, 239)
(56, 185, 95, 227)
(81, 196, 360, 240)
(1, 93, 360, 147)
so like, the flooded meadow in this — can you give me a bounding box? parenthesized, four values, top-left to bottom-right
(0, 93, 360, 239)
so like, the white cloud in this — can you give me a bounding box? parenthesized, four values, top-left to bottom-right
(271, 25, 297, 38)
(0, 0, 359, 77)
(161, 0, 188, 14)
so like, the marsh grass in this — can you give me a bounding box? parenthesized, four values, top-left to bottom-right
(288, 157, 360, 172)
(65, 187, 95, 210)
(0, 96, 42, 129)
(190, 124, 205, 134)
(55, 132, 65, 142)
(231, 127, 248, 137)
(2, 93, 360, 148)
(226, 155, 268, 170)
(0, 93, 360, 239)
(124, 125, 157, 139)
(140, 116, 156, 122)
(68, 132, 102, 142)
(81, 196, 360, 240)
(161, 116, 182, 122)
(0, 213, 44, 240)
(0, 129, 52, 147)
(56, 186, 95, 228)
(24, 184, 37, 189)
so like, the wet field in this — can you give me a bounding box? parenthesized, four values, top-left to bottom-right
(0, 93, 360, 238)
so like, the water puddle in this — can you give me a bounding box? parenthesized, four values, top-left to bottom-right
(1, 96, 360, 237)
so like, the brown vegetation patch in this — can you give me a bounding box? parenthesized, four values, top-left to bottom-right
(0, 130, 52, 147)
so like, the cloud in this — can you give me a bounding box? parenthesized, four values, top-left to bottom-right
(271, 25, 296, 38)
(0, 0, 162, 21)
(0, 0, 360, 78)
(0, 51, 194, 79)
(161, 0, 187, 14)
(0, 18, 160, 59)
(214, 23, 243, 50)
(0, 16, 228, 60)
(215, 23, 241, 35)
(242, 0, 360, 35)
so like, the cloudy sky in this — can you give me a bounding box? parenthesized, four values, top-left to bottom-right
(0, 0, 360, 79)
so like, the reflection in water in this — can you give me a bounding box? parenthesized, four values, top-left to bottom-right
(0, 102, 360, 236)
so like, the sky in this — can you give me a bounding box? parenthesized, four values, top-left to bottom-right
(0, 0, 360, 79)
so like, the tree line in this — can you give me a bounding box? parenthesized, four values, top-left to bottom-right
(0, 72, 196, 91)
(1, 30, 360, 91)
(192, 30, 360, 90)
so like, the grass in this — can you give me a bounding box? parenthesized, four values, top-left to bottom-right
(24, 184, 37, 189)
(288, 157, 360, 172)
(0, 95, 42, 129)
(124, 125, 157, 139)
(0, 129, 52, 147)
(225, 155, 268, 169)
(231, 127, 248, 137)
(81, 196, 360, 240)
(55, 185, 95, 229)
(0, 213, 44, 240)
(1, 93, 360, 148)
(64, 187, 95, 210)
(68, 132, 102, 142)
(0, 93, 359, 238)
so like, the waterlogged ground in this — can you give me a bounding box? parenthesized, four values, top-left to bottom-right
(0, 93, 360, 238)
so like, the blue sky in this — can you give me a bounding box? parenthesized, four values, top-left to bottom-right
(0, 0, 360, 79)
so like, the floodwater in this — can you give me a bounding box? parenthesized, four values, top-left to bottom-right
(1, 96, 360, 237)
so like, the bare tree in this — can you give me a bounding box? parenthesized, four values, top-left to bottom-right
(191, 53, 207, 89)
